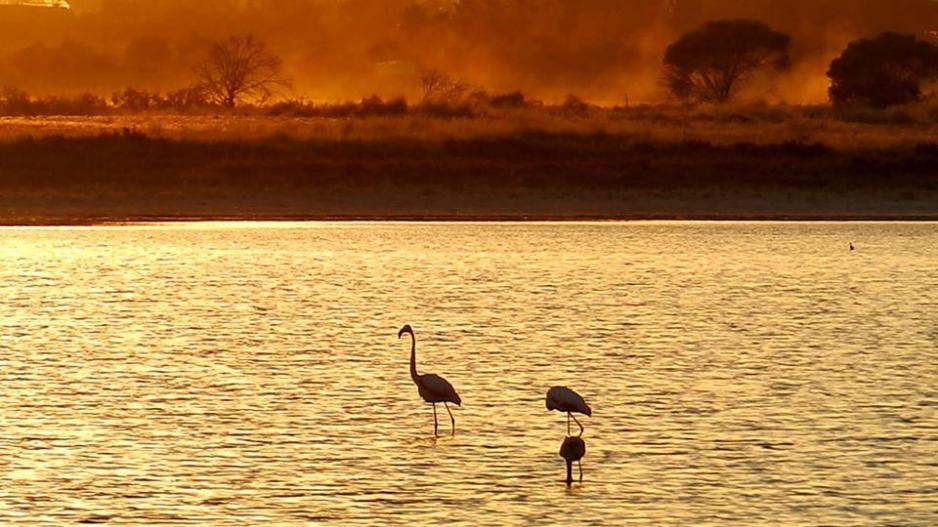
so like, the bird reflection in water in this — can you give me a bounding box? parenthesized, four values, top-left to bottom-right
(560, 436, 586, 486)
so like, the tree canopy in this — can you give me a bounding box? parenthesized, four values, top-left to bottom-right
(664, 19, 791, 104)
(828, 32, 938, 108)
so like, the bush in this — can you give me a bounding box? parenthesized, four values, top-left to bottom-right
(417, 102, 476, 119)
(560, 94, 591, 117)
(268, 96, 411, 118)
(0, 88, 32, 115)
(160, 86, 210, 112)
(828, 33, 938, 108)
(0, 89, 108, 116)
(112, 88, 158, 112)
(359, 95, 408, 116)
(834, 105, 920, 125)
(488, 91, 527, 108)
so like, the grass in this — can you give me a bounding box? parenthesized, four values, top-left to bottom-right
(0, 104, 936, 223)
(1, 104, 937, 149)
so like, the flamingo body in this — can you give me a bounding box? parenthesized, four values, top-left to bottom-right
(546, 386, 591, 415)
(416, 373, 461, 405)
(399, 324, 461, 435)
(547, 386, 592, 436)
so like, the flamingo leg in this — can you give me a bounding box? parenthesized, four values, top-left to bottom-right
(566, 413, 571, 435)
(578, 460, 583, 482)
(444, 402, 456, 435)
(571, 414, 585, 437)
(432, 403, 438, 436)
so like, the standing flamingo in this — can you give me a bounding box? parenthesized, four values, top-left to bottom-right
(399, 325, 461, 436)
(546, 386, 592, 437)
(559, 436, 586, 485)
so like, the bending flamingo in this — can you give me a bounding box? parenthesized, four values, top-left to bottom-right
(399, 324, 461, 436)
(546, 386, 592, 437)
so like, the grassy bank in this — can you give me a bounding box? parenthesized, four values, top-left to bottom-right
(1, 111, 937, 224)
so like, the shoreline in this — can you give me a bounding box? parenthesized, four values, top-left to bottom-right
(5, 213, 938, 227)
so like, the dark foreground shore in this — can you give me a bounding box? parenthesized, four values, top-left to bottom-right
(2, 131, 937, 225)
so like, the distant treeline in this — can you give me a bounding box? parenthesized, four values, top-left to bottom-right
(4, 23, 938, 115)
(0, 88, 535, 117)
(4, 88, 938, 128)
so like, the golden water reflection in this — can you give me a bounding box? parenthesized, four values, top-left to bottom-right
(1, 222, 936, 525)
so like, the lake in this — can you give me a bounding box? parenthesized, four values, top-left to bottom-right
(1, 222, 936, 526)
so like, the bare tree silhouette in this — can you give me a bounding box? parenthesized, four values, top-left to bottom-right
(195, 35, 290, 108)
(418, 68, 470, 105)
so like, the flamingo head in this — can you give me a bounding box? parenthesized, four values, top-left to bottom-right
(398, 324, 414, 339)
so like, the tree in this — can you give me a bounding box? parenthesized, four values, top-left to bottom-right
(828, 33, 938, 108)
(664, 19, 791, 104)
(195, 35, 290, 108)
(111, 87, 156, 111)
(418, 68, 470, 105)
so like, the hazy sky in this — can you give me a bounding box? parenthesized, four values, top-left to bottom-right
(1, 0, 936, 103)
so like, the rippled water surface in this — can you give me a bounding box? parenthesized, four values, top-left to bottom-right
(2, 222, 937, 526)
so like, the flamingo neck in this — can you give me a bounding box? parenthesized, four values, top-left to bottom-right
(409, 333, 418, 382)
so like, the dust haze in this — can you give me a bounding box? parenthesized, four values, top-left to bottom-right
(1, 0, 936, 104)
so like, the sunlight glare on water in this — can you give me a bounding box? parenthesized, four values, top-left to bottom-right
(1, 222, 937, 526)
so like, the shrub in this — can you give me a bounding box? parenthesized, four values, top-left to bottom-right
(828, 33, 938, 108)
(489, 91, 527, 108)
(112, 88, 158, 112)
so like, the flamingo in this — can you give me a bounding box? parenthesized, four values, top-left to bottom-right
(546, 386, 592, 437)
(559, 436, 586, 485)
(399, 325, 461, 436)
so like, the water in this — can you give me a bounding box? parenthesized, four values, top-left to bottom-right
(1, 222, 936, 526)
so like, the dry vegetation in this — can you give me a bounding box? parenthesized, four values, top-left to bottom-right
(0, 104, 936, 224)
(1, 103, 938, 149)
(2, 1, 936, 223)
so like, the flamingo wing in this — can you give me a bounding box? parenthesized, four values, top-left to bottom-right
(419, 374, 461, 405)
(546, 386, 592, 415)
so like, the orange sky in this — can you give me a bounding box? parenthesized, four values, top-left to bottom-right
(0, 0, 936, 103)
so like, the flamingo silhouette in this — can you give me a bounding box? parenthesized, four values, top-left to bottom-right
(560, 436, 586, 485)
(546, 386, 592, 436)
(399, 325, 461, 436)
